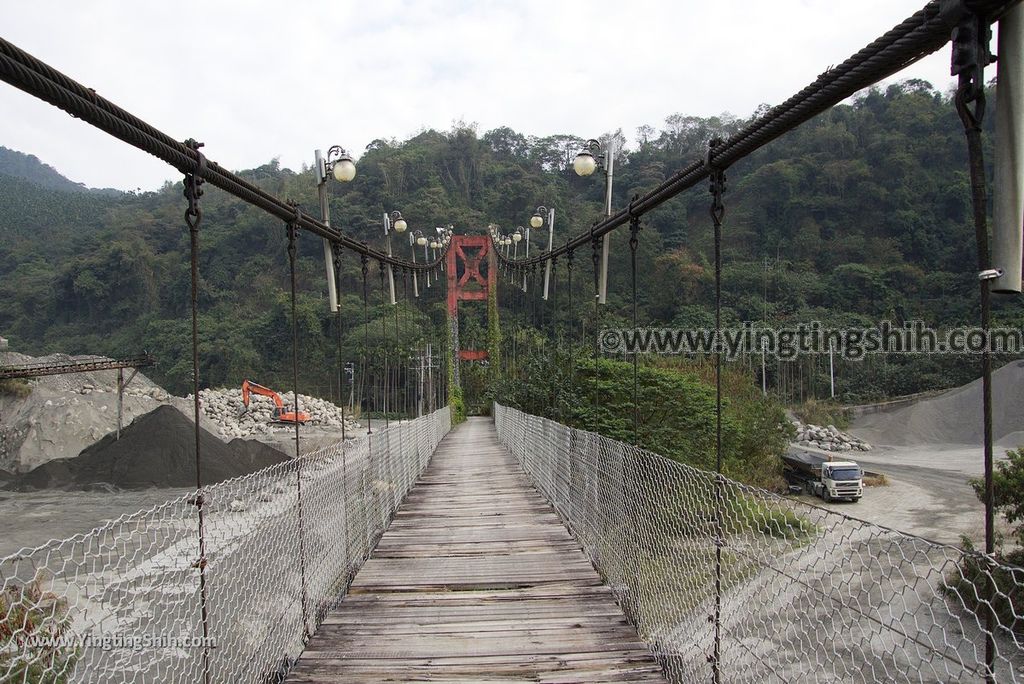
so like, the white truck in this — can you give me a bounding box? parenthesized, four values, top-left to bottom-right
(783, 450, 863, 503)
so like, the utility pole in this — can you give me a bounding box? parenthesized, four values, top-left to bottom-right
(829, 340, 836, 399)
(426, 343, 434, 413)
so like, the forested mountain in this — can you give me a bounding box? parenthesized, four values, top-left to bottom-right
(0, 79, 1019, 402)
(0, 146, 121, 195)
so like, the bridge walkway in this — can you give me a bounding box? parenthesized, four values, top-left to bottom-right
(285, 416, 666, 683)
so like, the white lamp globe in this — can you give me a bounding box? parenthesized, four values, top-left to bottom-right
(333, 159, 356, 182)
(512, 230, 522, 243)
(393, 218, 407, 233)
(573, 151, 597, 177)
(417, 235, 427, 246)
(530, 214, 544, 229)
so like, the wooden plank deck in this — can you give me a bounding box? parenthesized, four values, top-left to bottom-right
(286, 416, 666, 683)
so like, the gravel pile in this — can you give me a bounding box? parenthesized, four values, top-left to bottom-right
(9, 405, 289, 491)
(850, 360, 1024, 447)
(0, 352, 182, 473)
(192, 387, 359, 439)
(792, 420, 872, 452)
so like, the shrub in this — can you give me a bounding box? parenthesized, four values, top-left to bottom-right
(943, 537, 1024, 636)
(792, 399, 849, 430)
(0, 378, 31, 398)
(0, 571, 79, 683)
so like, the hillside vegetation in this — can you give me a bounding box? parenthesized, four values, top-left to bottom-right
(0, 80, 1019, 406)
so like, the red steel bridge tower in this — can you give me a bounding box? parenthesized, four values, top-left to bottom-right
(445, 234, 497, 390)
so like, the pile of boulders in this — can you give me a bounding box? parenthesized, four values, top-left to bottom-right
(191, 387, 359, 439)
(72, 384, 172, 402)
(792, 420, 872, 452)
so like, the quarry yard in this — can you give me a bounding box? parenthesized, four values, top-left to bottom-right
(0, 351, 1015, 558)
(793, 443, 1003, 546)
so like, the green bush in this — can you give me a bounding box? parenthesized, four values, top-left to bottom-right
(500, 354, 792, 488)
(971, 447, 1024, 546)
(792, 399, 849, 430)
(943, 538, 1024, 635)
(448, 386, 466, 424)
(726, 496, 816, 540)
(0, 378, 31, 398)
(0, 572, 79, 683)
(946, 448, 1024, 634)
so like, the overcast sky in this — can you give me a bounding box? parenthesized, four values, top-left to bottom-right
(1, 0, 965, 192)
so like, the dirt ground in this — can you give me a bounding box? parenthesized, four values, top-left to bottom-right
(0, 487, 192, 558)
(790, 442, 1009, 547)
(1, 433, 1001, 560)
(0, 425, 360, 559)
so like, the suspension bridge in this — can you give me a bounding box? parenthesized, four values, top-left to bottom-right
(2, 1, 1024, 682)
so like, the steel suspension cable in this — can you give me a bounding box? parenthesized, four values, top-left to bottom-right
(334, 244, 352, 576)
(182, 141, 212, 684)
(379, 262, 390, 429)
(592, 236, 601, 355)
(708, 139, 727, 684)
(332, 244, 347, 443)
(952, 11, 997, 681)
(361, 256, 372, 435)
(530, 264, 538, 330)
(285, 211, 311, 640)
(549, 256, 559, 415)
(567, 250, 575, 386)
(629, 216, 641, 445)
(394, 270, 402, 419)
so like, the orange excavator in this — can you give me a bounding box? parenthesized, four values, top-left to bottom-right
(238, 379, 310, 424)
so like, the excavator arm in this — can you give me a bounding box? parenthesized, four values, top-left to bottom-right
(241, 380, 285, 409)
(238, 379, 310, 424)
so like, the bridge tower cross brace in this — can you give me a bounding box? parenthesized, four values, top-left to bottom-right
(446, 235, 496, 368)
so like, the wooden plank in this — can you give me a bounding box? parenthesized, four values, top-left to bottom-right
(285, 416, 665, 683)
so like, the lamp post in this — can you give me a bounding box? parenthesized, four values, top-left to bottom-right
(415, 230, 430, 287)
(512, 227, 523, 260)
(573, 138, 614, 304)
(383, 210, 405, 305)
(408, 231, 420, 297)
(531, 205, 556, 299)
(314, 146, 356, 312)
(439, 225, 452, 271)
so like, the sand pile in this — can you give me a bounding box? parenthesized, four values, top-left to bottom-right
(850, 360, 1024, 447)
(10, 405, 288, 491)
(193, 387, 358, 439)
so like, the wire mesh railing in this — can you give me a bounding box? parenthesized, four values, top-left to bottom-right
(0, 406, 450, 684)
(494, 403, 1024, 683)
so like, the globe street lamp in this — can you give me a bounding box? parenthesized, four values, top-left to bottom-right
(315, 145, 356, 312)
(408, 231, 421, 297)
(382, 211, 404, 305)
(433, 227, 448, 270)
(573, 138, 614, 304)
(512, 227, 523, 260)
(415, 231, 431, 287)
(532, 205, 555, 298)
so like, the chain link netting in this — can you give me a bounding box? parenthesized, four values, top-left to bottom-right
(0, 406, 450, 684)
(494, 403, 1024, 683)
